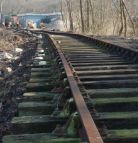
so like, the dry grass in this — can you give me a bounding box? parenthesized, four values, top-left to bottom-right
(0, 28, 24, 52)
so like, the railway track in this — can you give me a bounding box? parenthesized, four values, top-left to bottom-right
(2, 31, 138, 143)
(47, 33, 138, 143)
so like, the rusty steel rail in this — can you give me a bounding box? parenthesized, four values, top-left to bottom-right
(48, 35, 104, 143)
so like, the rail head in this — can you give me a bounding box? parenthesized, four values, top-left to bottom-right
(47, 34, 104, 143)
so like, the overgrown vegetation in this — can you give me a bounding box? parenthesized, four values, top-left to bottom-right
(1, 0, 60, 14)
(0, 28, 23, 51)
(61, 0, 138, 37)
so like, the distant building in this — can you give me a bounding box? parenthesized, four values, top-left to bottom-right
(18, 12, 65, 31)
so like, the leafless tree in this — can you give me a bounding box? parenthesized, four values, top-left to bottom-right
(79, 0, 85, 33)
(65, 0, 74, 31)
(86, 0, 90, 32)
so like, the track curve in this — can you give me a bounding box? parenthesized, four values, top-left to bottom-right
(48, 33, 138, 143)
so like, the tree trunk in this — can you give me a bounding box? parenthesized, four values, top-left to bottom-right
(88, 0, 95, 33)
(79, 0, 85, 33)
(119, 0, 124, 36)
(66, 0, 74, 31)
(86, 0, 90, 32)
(60, 0, 67, 29)
(122, 0, 127, 37)
(0, 0, 4, 24)
(0, 0, 4, 13)
(122, 0, 135, 35)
